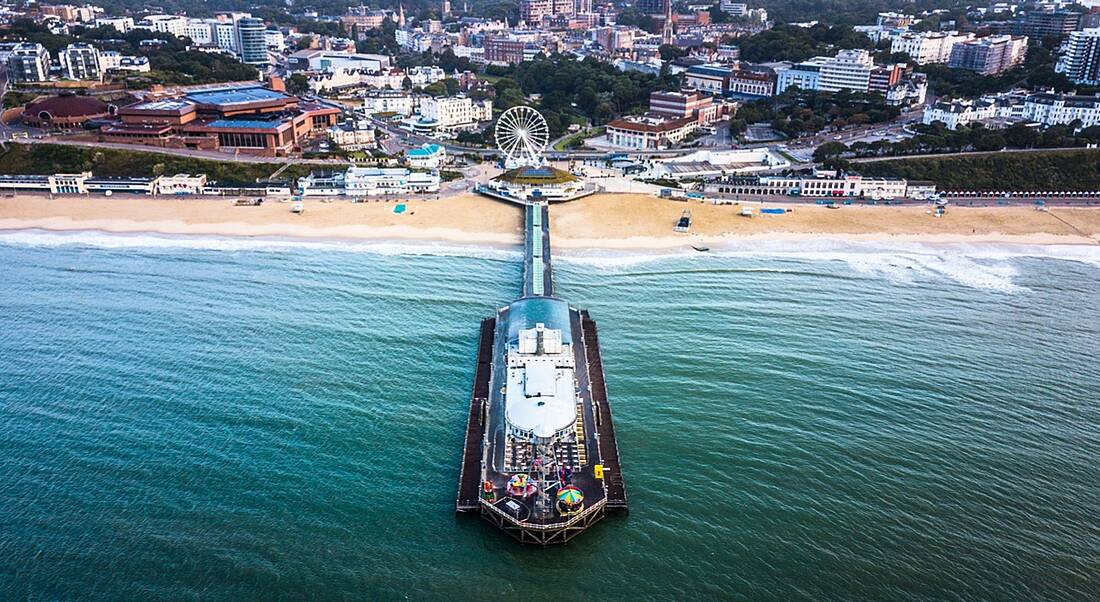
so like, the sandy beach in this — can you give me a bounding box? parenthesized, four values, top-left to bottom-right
(1, 193, 1099, 248)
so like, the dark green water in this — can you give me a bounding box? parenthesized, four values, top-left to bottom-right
(1, 231, 1098, 600)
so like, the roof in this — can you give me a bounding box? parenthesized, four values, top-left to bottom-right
(407, 144, 444, 157)
(203, 119, 287, 129)
(24, 95, 110, 118)
(125, 99, 194, 112)
(606, 115, 696, 134)
(185, 87, 290, 107)
(494, 166, 580, 186)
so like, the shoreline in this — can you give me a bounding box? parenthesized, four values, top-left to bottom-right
(0, 193, 1098, 251)
(3, 223, 1098, 253)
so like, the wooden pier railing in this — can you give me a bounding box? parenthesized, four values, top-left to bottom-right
(581, 310, 629, 513)
(456, 317, 495, 512)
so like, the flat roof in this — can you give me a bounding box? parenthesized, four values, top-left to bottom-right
(204, 119, 287, 129)
(186, 87, 290, 106)
(127, 99, 194, 111)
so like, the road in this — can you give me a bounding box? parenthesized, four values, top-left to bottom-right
(850, 146, 1090, 163)
(6, 137, 349, 165)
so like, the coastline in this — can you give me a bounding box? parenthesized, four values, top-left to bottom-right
(1, 193, 1098, 250)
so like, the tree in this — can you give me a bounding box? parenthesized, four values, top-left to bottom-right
(813, 141, 849, 161)
(286, 73, 310, 97)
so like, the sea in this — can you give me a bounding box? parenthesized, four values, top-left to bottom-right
(1, 229, 1098, 601)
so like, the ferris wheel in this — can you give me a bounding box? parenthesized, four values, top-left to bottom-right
(495, 106, 549, 168)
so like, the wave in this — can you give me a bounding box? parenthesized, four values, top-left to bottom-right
(556, 239, 1100, 293)
(0, 229, 523, 262)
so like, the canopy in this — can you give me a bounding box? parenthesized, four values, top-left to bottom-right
(557, 486, 584, 506)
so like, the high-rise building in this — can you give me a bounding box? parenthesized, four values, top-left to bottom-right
(62, 43, 101, 80)
(236, 17, 269, 65)
(1057, 28, 1100, 85)
(948, 35, 1028, 75)
(519, 0, 573, 24)
(7, 43, 50, 83)
(1015, 11, 1079, 39)
(817, 49, 874, 92)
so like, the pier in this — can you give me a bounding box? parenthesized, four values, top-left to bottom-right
(456, 202, 628, 544)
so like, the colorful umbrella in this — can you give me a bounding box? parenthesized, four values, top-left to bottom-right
(557, 486, 584, 506)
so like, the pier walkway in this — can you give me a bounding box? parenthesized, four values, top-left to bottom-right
(522, 203, 554, 298)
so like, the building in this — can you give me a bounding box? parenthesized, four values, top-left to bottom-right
(101, 84, 340, 157)
(1057, 28, 1100, 85)
(605, 115, 699, 149)
(298, 167, 441, 196)
(484, 36, 526, 65)
(136, 15, 188, 37)
(7, 43, 50, 84)
(94, 17, 134, 33)
(1015, 11, 1079, 39)
(264, 29, 286, 52)
(648, 89, 719, 124)
(889, 31, 973, 65)
(922, 98, 1003, 129)
(406, 143, 447, 169)
(418, 95, 492, 131)
(816, 49, 873, 93)
(287, 49, 390, 73)
(519, 0, 574, 25)
(948, 36, 1027, 76)
(328, 120, 376, 150)
(728, 68, 775, 97)
(720, 1, 748, 16)
(341, 8, 388, 33)
(776, 61, 821, 93)
(236, 17, 269, 65)
(363, 90, 418, 116)
(1023, 92, 1100, 128)
(776, 50, 875, 94)
(100, 52, 151, 73)
(156, 174, 208, 195)
(711, 170, 911, 199)
(22, 94, 113, 129)
(62, 43, 101, 81)
(684, 64, 732, 95)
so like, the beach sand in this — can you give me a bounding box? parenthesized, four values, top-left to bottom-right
(1, 193, 1099, 248)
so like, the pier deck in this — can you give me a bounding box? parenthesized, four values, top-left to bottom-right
(455, 317, 495, 512)
(582, 310, 628, 511)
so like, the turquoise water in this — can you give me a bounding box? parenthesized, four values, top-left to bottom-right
(1, 230, 1099, 600)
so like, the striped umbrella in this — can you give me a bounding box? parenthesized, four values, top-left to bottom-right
(557, 486, 584, 506)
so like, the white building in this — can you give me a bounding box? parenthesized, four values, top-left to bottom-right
(156, 174, 208, 195)
(776, 62, 821, 93)
(406, 143, 446, 169)
(298, 167, 441, 196)
(328, 121, 376, 150)
(264, 29, 286, 52)
(135, 15, 188, 37)
(93, 17, 134, 33)
(1057, 28, 1100, 85)
(100, 52, 151, 73)
(776, 50, 874, 94)
(890, 31, 973, 64)
(720, 1, 748, 15)
(418, 95, 493, 131)
(61, 43, 101, 80)
(1023, 92, 1100, 128)
(922, 99, 1002, 129)
(605, 115, 699, 149)
(185, 21, 215, 45)
(817, 49, 874, 93)
(712, 170, 910, 199)
(363, 90, 418, 116)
